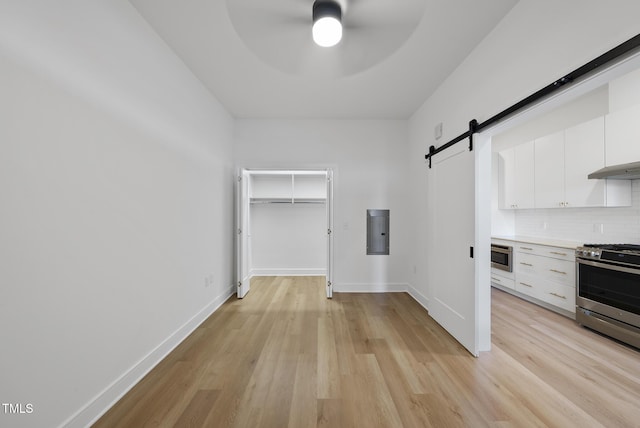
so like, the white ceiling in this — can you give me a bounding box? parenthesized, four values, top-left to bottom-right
(130, 0, 519, 119)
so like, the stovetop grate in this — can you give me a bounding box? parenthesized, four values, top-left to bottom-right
(583, 243, 640, 252)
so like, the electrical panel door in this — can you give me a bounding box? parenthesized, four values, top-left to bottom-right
(367, 209, 389, 255)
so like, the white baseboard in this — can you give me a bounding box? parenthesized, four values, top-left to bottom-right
(334, 283, 409, 293)
(406, 283, 430, 312)
(250, 268, 326, 277)
(62, 284, 236, 428)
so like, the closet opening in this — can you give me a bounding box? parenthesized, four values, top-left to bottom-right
(236, 168, 334, 299)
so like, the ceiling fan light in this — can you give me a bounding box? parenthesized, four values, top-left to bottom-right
(312, 0, 342, 47)
(313, 17, 342, 47)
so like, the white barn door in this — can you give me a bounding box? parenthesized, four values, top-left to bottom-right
(429, 145, 478, 355)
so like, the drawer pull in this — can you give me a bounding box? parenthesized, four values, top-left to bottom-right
(549, 292, 566, 299)
(549, 269, 567, 275)
(519, 282, 533, 288)
(491, 277, 501, 282)
(550, 251, 567, 256)
(520, 262, 533, 266)
(520, 246, 533, 251)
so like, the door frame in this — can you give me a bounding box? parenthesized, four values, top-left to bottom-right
(235, 167, 335, 298)
(476, 49, 640, 352)
(236, 168, 251, 298)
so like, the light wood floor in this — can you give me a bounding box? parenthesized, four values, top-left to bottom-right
(94, 277, 640, 427)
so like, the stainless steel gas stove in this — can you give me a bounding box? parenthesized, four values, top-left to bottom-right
(575, 244, 640, 349)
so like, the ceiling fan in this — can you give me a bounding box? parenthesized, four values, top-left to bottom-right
(225, 0, 426, 77)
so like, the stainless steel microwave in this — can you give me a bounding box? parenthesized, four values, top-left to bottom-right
(491, 244, 513, 272)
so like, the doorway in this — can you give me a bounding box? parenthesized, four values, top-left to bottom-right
(478, 51, 640, 351)
(236, 168, 334, 298)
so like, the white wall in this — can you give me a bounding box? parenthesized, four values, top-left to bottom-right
(408, 0, 640, 308)
(514, 180, 640, 243)
(234, 120, 410, 291)
(0, 2, 234, 427)
(251, 203, 327, 276)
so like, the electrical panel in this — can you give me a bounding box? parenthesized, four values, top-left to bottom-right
(366, 209, 390, 255)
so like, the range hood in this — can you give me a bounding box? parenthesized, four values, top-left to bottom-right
(588, 161, 640, 180)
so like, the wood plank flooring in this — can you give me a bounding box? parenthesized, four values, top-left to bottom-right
(94, 277, 640, 427)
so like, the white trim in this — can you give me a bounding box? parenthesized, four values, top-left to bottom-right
(406, 284, 430, 311)
(62, 284, 236, 428)
(334, 283, 408, 293)
(244, 169, 327, 176)
(250, 268, 326, 277)
(475, 131, 492, 353)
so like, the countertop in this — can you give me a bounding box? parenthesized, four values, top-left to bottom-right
(491, 235, 583, 249)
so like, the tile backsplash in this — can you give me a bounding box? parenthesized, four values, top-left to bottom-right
(515, 180, 640, 244)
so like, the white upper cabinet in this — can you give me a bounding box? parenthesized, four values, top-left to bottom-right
(605, 103, 640, 166)
(534, 131, 565, 208)
(500, 140, 534, 209)
(564, 117, 606, 207)
(565, 117, 630, 207)
(501, 116, 631, 210)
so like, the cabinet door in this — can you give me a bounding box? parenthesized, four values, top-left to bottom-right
(605, 103, 640, 166)
(564, 117, 607, 207)
(513, 141, 535, 209)
(499, 148, 516, 209)
(565, 116, 630, 208)
(534, 131, 565, 208)
(499, 141, 534, 209)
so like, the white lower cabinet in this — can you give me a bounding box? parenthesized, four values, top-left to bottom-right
(493, 239, 576, 317)
(491, 267, 515, 290)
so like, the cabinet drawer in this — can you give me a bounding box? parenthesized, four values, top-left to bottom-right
(516, 242, 575, 261)
(537, 279, 576, 313)
(515, 273, 576, 313)
(516, 253, 575, 287)
(515, 252, 538, 275)
(491, 275, 515, 290)
(539, 258, 575, 286)
(515, 272, 540, 298)
(491, 266, 515, 280)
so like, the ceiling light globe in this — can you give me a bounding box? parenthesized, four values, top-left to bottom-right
(312, 1, 342, 47)
(313, 16, 342, 47)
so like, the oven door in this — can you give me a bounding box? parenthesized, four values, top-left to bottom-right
(491, 244, 512, 272)
(576, 258, 640, 329)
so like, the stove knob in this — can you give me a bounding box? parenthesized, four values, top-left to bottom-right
(590, 250, 598, 257)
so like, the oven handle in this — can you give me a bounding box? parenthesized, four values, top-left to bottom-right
(576, 258, 640, 275)
(491, 245, 512, 255)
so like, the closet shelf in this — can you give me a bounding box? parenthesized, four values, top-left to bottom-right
(250, 197, 326, 204)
